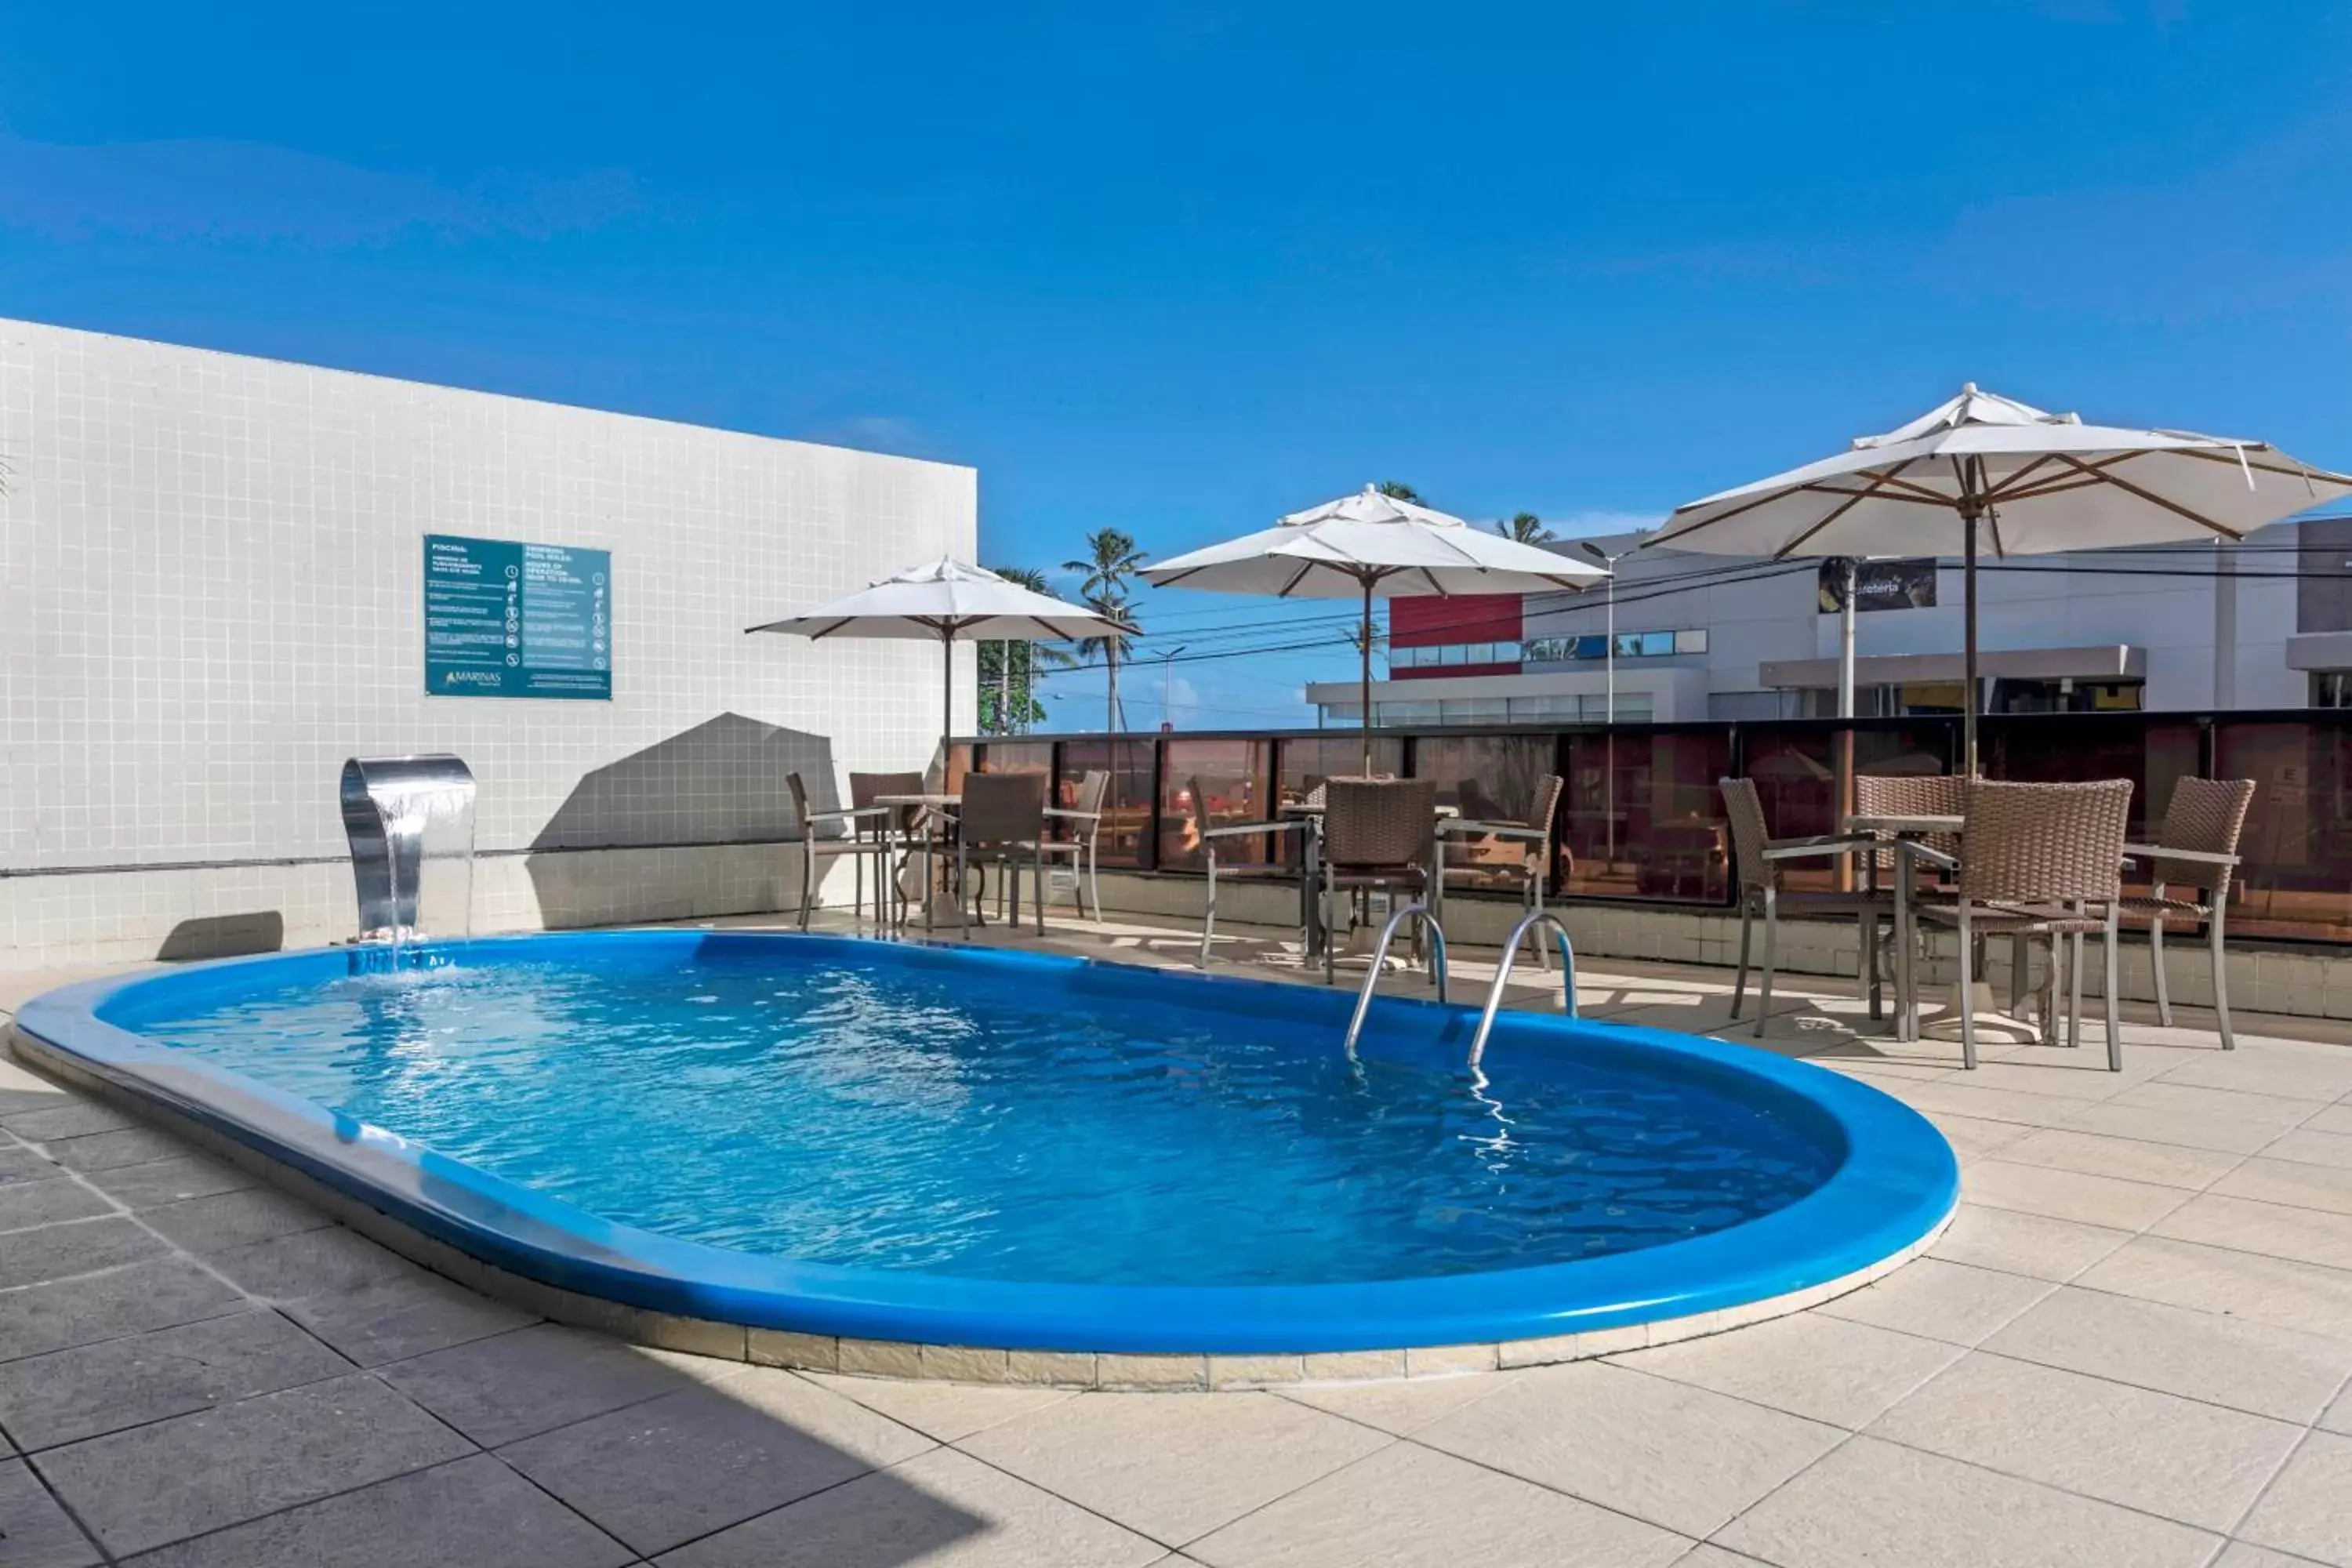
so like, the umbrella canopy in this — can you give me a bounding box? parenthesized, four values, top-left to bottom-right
(1648, 384, 2352, 771)
(1142, 486, 1607, 770)
(748, 557, 1124, 743)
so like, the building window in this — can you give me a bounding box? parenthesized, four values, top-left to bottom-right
(1578, 693, 1653, 722)
(1991, 678, 2146, 714)
(2313, 673, 2352, 708)
(1521, 629, 1704, 662)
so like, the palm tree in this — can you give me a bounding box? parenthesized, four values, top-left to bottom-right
(1376, 481, 1422, 503)
(1073, 590, 1138, 731)
(1065, 529, 1146, 731)
(979, 565, 1075, 734)
(1496, 510, 1555, 544)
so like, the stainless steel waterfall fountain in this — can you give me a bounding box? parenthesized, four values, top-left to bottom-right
(339, 755, 477, 942)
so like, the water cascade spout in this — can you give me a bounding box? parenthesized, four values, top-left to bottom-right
(339, 756, 477, 945)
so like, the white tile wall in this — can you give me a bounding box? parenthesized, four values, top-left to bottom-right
(0, 319, 975, 967)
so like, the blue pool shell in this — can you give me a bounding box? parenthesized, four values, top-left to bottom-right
(13, 931, 1958, 1353)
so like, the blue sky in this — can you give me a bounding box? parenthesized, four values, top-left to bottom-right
(4, 2, 2348, 728)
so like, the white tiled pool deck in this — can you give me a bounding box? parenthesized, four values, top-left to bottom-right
(2, 913, 2350, 1567)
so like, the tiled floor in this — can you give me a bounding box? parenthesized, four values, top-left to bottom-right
(2, 915, 2351, 1566)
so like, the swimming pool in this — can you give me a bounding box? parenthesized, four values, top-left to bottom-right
(15, 931, 1956, 1363)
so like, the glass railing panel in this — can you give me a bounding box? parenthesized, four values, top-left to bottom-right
(2212, 716, 2352, 942)
(1160, 740, 1276, 870)
(1058, 739, 1159, 867)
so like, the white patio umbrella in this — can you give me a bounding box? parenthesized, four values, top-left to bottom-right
(746, 557, 1126, 746)
(1142, 485, 1608, 773)
(1647, 384, 2352, 773)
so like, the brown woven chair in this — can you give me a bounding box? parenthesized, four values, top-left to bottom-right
(2122, 777, 2256, 1050)
(1434, 773, 1566, 968)
(848, 770, 926, 926)
(1037, 768, 1109, 924)
(1915, 778, 2133, 1071)
(787, 772, 893, 929)
(1319, 777, 1439, 985)
(954, 771, 1050, 936)
(1854, 773, 1965, 884)
(1719, 778, 1887, 1037)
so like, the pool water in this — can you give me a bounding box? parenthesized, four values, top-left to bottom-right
(104, 942, 1841, 1288)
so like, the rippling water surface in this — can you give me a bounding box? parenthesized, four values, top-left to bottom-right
(111, 945, 1838, 1286)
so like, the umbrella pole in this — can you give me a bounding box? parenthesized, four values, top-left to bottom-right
(942, 632, 955, 759)
(1962, 507, 1980, 779)
(1359, 579, 1374, 777)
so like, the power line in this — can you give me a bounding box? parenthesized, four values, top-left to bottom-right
(1038, 551, 2352, 678)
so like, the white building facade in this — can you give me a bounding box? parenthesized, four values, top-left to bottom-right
(1310, 522, 2343, 727)
(0, 319, 975, 969)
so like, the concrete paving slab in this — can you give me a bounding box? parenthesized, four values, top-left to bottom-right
(280, 1269, 538, 1367)
(1187, 1441, 1689, 1568)
(655, 1445, 1160, 1568)
(379, 1323, 698, 1447)
(1871, 1351, 2304, 1531)
(1984, 1285, 2352, 1424)
(0, 1308, 350, 1450)
(499, 1370, 934, 1556)
(1715, 1435, 2219, 1568)
(956, 1390, 1389, 1547)
(0, 1258, 248, 1363)
(32, 1371, 473, 1558)
(116, 1454, 635, 1568)
(1414, 1360, 1842, 1539)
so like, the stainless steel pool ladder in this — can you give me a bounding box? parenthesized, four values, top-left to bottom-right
(1342, 901, 1446, 1060)
(1468, 910, 1577, 1070)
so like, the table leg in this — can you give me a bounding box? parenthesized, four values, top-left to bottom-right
(1895, 841, 1914, 1043)
(1305, 820, 1325, 960)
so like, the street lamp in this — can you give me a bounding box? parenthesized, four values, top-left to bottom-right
(1575, 541, 1638, 723)
(1154, 644, 1189, 730)
(1577, 539, 1639, 884)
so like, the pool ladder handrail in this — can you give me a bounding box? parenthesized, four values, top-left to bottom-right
(1468, 911, 1577, 1070)
(1343, 901, 1446, 1060)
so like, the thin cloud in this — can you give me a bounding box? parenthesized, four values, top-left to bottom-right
(0, 134, 644, 247)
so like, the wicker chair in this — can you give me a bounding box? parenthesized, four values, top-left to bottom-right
(1434, 773, 1566, 967)
(1040, 768, 1109, 923)
(1196, 781, 1322, 968)
(955, 771, 1050, 936)
(1914, 778, 2134, 1071)
(1719, 779, 1887, 1036)
(1318, 777, 1439, 985)
(786, 773, 893, 929)
(848, 770, 926, 925)
(1854, 773, 1965, 884)
(2123, 777, 2256, 1050)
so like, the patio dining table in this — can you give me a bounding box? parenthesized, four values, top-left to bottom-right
(874, 792, 963, 930)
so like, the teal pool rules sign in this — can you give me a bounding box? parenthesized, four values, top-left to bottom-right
(423, 535, 612, 699)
